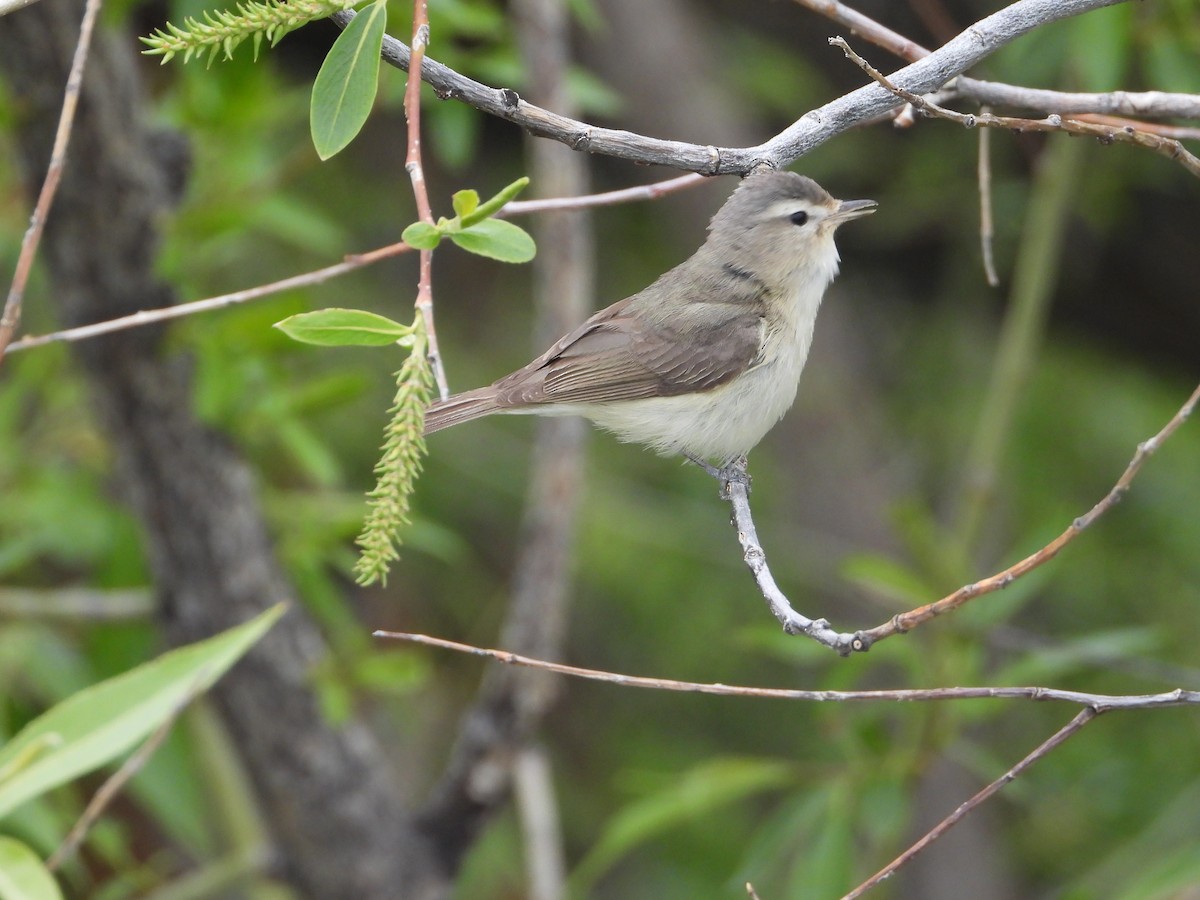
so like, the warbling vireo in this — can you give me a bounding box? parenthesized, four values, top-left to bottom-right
(425, 171, 875, 467)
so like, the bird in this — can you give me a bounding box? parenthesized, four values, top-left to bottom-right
(424, 170, 875, 474)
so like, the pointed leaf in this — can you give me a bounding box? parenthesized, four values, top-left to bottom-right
(275, 308, 412, 347)
(449, 218, 536, 263)
(0, 605, 284, 819)
(310, 0, 387, 160)
(0, 837, 62, 900)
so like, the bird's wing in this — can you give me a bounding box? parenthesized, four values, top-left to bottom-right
(491, 295, 765, 407)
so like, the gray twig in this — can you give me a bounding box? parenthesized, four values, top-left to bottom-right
(831, 36, 1200, 178)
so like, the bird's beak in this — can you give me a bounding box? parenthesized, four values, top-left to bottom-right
(828, 198, 878, 224)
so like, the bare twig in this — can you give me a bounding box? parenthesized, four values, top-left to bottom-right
(373, 631, 1200, 710)
(503, 173, 704, 216)
(831, 36, 1200, 178)
(0, 0, 104, 363)
(337, 0, 1137, 173)
(1072, 113, 1200, 141)
(401, 2, 449, 400)
(789, 0, 1200, 122)
(978, 107, 1000, 287)
(724, 472, 863, 654)
(5, 240, 413, 353)
(843, 709, 1097, 899)
(726, 379, 1198, 652)
(955, 77, 1200, 121)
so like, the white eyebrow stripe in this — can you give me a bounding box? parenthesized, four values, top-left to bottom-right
(764, 199, 811, 219)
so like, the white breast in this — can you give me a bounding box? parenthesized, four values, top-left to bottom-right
(545, 277, 826, 462)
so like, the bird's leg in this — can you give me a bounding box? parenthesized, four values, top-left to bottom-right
(685, 454, 752, 498)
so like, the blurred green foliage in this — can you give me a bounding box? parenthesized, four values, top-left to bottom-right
(2, 0, 1199, 897)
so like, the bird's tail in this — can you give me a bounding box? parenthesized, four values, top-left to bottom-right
(424, 387, 503, 434)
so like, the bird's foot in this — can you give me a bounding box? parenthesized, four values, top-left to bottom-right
(685, 454, 751, 498)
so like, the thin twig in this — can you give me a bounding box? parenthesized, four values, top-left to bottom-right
(724, 471, 862, 654)
(831, 36, 1200, 178)
(503, 173, 704, 216)
(402, 1, 449, 400)
(1072, 113, 1200, 141)
(955, 77, 1200, 121)
(978, 106, 1000, 287)
(0, 0, 104, 363)
(5, 240, 412, 353)
(790, 0, 1200, 122)
(372, 631, 1200, 710)
(843, 708, 1097, 899)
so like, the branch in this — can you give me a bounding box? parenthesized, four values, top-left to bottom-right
(401, 1, 448, 401)
(789, 0, 1200, 121)
(335, 0, 1133, 173)
(955, 77, 1200, 120)
(5, 240, 412, 353)
(373, 631, 1200, 710)
(832, 37, 1200, 178)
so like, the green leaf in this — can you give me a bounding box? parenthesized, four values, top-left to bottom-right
(451, 189, 480, 219)
(0, 605, 284, 819)
(402, 221, 442, 250)
(449, 218, 536, 263)
(460, 176, 530, 228)
(274, 308, 413, 347)
(310, 0, 387, 160)
(0, 837, 62, 900)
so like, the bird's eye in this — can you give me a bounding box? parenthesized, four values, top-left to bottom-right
(789, 210, 809, 226)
